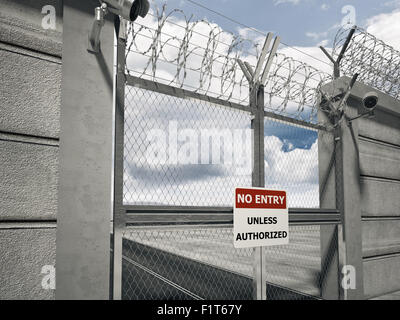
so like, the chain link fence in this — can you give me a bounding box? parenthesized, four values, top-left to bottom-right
(121, 223, 337, 300)
(123, 84, 320, 208)
(114, 3, 344, 301)
(122, 226, 253, 300)
(123, 85, 252, 207)
(117, 77, 340, 300)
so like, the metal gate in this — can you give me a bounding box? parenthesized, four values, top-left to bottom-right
(111, 18, 344, 300)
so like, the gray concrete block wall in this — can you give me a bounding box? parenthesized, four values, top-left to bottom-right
(0, 0, 62, 299)
(0, 43, 61, 138)
(321, 77, 400, 299)
(0, 227, 56, 299)
(0, 139, 58, 221)
(355, 99, 400, 299)
(353, 88, 400, 299)
(364, 254, 400, 299)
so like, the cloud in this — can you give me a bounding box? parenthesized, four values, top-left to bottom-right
(317, 39, 329, 47)
(321, 3, 330, 11)
(237, 27, 267, 47)
(274, 0, 301, 5)
(123, 5, 328, 208)
(124, 125, 320, 207)
(277, 45, 332, 74)
(264, 136, 319, 207)
(305, 31, 328, 41)
(365, 9, 400, 50)
(383, 0, 400, 7)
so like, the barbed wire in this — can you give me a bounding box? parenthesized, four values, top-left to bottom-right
(125, 4, 332, 123)
(333, 26, 400, 100)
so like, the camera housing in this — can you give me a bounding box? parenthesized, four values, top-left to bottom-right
(362, 91, 379, 111)
(104, 0, 149, 22)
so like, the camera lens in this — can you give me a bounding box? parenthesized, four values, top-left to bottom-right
(364, 96, 377, 109)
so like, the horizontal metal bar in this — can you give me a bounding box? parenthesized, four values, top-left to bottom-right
(124, 224, 232, 230)
(125, 205, 233, 213)
(290, 208, 339, 213)
(125, 205, 339, 214)
(264, 110, 327, 131)
(124, 205, 340, 226)
(289, 208, 341, 224)
(125, 74, 254, 114)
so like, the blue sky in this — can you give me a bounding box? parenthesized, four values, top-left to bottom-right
(147, 0, 399, 153)
(145, 1, 400, 151)
(264, 120, 317, 151)
(152, 0, 400, 47)
(126, 0, 399, 207)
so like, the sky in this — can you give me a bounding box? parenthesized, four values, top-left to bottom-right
(152, 0, 400, 51)
(124, 0, 400, 208)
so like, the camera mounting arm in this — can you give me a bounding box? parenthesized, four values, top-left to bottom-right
(88, 3, 108, 53)
(87, 0, 150, 54)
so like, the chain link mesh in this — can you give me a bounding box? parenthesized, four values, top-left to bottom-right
(264, 224, 338, 300)
(122, 226, 253, 300)
(124, 85, 252, 206)
(121, 224, 338, 300)
(116, 2, 347, 301)
(120, 79, 336, 300)
(124, 86, 321, 208)
(264, 118, 319, 208)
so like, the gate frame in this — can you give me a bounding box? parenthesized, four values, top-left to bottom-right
(111, 22, 343, 300)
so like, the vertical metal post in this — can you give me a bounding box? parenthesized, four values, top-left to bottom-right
(251, 84, 266, 300)
(335, 111, 364, 299)
(318, 107, 341, 300)
(112, 19, 127, 300)
(56, 0, 114, 299)
(337, 223, 347, 300)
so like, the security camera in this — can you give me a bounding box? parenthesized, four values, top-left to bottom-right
(362, 91, 379, 111)
(103, 0, 150, 22)
(88, 0, 149, 53)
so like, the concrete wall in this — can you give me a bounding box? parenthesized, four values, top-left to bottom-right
(358, 107, 400, 299)
(0, 0, 62, 299)
(321, 77, 400, 299)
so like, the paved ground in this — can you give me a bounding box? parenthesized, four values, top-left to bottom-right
(122, 225, 322, 300)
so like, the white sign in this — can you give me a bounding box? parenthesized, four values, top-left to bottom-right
(234, 187, 289, 248)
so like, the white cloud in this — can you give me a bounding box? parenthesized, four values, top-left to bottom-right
(383, 0, 400, 7)
(124, 5, 329, 209)
(306, 31, 328, 41)
(321, 4, 330, 11)
(122, 2, 400, 220)
(365, 9, 400, 50)
(237, 27, 267, 47)
(277, 45, 332, 74)
(317, 39, 329, 47)
(264, 136, 319, 207)
(274, 0, 301, 5)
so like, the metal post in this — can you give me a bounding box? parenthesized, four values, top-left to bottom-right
(112, 18, 127, 300)
(337, 223, 347, 300)
(335, 109, 364, 299)
(251, 84, 266, 300)
(319, 26, 356, 79)
(56, 0, 114, 299)
(318, 107, 341, 300)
